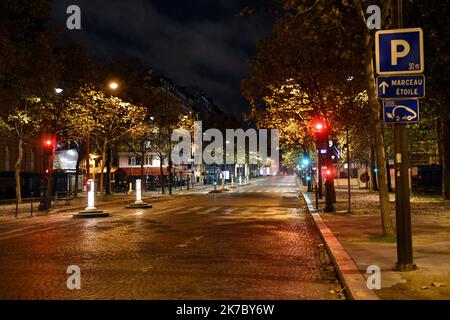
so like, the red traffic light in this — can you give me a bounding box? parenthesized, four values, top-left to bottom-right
(325, 166, 334, 177)
(43, 137, 55, 149)
(312, 119, 328, 138)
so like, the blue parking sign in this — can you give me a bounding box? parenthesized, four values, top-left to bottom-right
(376, 28, 424, 75)
(383, 99, 420, 123)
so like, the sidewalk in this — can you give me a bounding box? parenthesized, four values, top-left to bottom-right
(0, 183, 214, 222)
(303, 188, 450, 300)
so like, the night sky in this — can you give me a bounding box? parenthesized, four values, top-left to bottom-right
(51, 0, 273, 117)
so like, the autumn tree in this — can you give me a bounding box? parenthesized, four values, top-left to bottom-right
(66, 86, 145, 198)
(242, 0, 396, 235)
(0, 0, 58, 203)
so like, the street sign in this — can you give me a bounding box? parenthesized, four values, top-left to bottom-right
(377, 75, 425, 99)
(383, 99, 419, 123)
(375, 28, 424, 75)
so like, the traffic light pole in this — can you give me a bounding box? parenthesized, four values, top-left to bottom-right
(393, 0, 416, 271)
(38, 143, 51, 211)
(317, 149, 323, 199)
(324, 142, 335, 213)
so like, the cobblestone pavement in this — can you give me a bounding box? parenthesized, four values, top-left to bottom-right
(0, 176, 342, 300)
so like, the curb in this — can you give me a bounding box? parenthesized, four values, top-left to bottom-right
(301, 192, 379, 300)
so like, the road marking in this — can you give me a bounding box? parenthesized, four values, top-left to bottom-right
(222, 208, 235, 215)
(174, 207, 203, 215)
(153, 206, 187, 214)
(288, 208, 302, 215)
(0, 221, 80, 241)
(196, 207, 221, 215)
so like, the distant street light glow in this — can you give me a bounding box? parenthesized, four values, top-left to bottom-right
(109, 82, 119, 90)
(55, 88, 63, 94)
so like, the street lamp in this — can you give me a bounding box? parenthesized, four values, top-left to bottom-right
(109, 81, 119, 90)
(55, 88, 63, 94)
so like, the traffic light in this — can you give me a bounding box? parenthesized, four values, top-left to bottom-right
(43, 137, 55, 155)
(312, 119, 329, 139)
(325, 166, 334, 179)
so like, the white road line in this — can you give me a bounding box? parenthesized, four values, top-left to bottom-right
(174, 207, 203, 215)
(212, 207, 236, 215)
(153, 206, 187, 214)
(288, 208, 302, 215)
(223, 208, 235, 215)
(196, 207, 221, 215)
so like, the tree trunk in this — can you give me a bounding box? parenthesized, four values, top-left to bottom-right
(160, 158, 165, 194)
(442, 117, 450, 200)
(363, 33, 394, 236)
(15, 139, 24, 204)
(141, 142, 145, 184)
(370, 142, 378, 191)
(99, 140, 107, 198)
(74, 150, 80, 198)
(105, 145, 112, 196)
(141, 158, 145, 191)
(169, 154, 173, 195)
(386, 151, 393, 193)
(382, 126, 393, 192)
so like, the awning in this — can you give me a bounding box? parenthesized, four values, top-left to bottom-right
(114, 167, 193, 176)
(91, 166, 120, 174)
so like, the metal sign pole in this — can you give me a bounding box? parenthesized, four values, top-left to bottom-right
(393, 0, 416, 271)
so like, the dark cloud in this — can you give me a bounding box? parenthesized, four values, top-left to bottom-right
(51, 0, 272, 116)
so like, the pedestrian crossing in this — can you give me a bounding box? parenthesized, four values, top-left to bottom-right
(149, 206, 302, 216)
(234, 189, 297, 193)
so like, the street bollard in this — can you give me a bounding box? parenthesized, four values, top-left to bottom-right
(87, 181, 97, 210)
(73, 180, 109, 218)
(126, 179, 152, 209)
(135, 179, 143, 204)
(127, 182, 134, 195)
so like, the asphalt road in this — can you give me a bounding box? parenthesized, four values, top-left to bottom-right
(0, 176, 342, 299)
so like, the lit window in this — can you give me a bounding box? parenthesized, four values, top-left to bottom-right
(128, 157, 136, 166)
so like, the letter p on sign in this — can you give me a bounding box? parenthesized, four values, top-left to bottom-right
(391, 40, 410, 66)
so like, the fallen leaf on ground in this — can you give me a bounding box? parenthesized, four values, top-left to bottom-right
(421, 286, 429, 289)
(432, 282, 446, 288)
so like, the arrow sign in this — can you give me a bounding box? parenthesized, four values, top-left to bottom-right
(383, 99, 420, 123)
(377, 75, 425, 99)
(379, 81, 389, 95)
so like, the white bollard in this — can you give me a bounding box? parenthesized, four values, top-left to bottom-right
(74, 179, 109, 218)
(135, 179, 143, 204)
(86, 180, 96, 210)
(126, 179, 152, 209)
